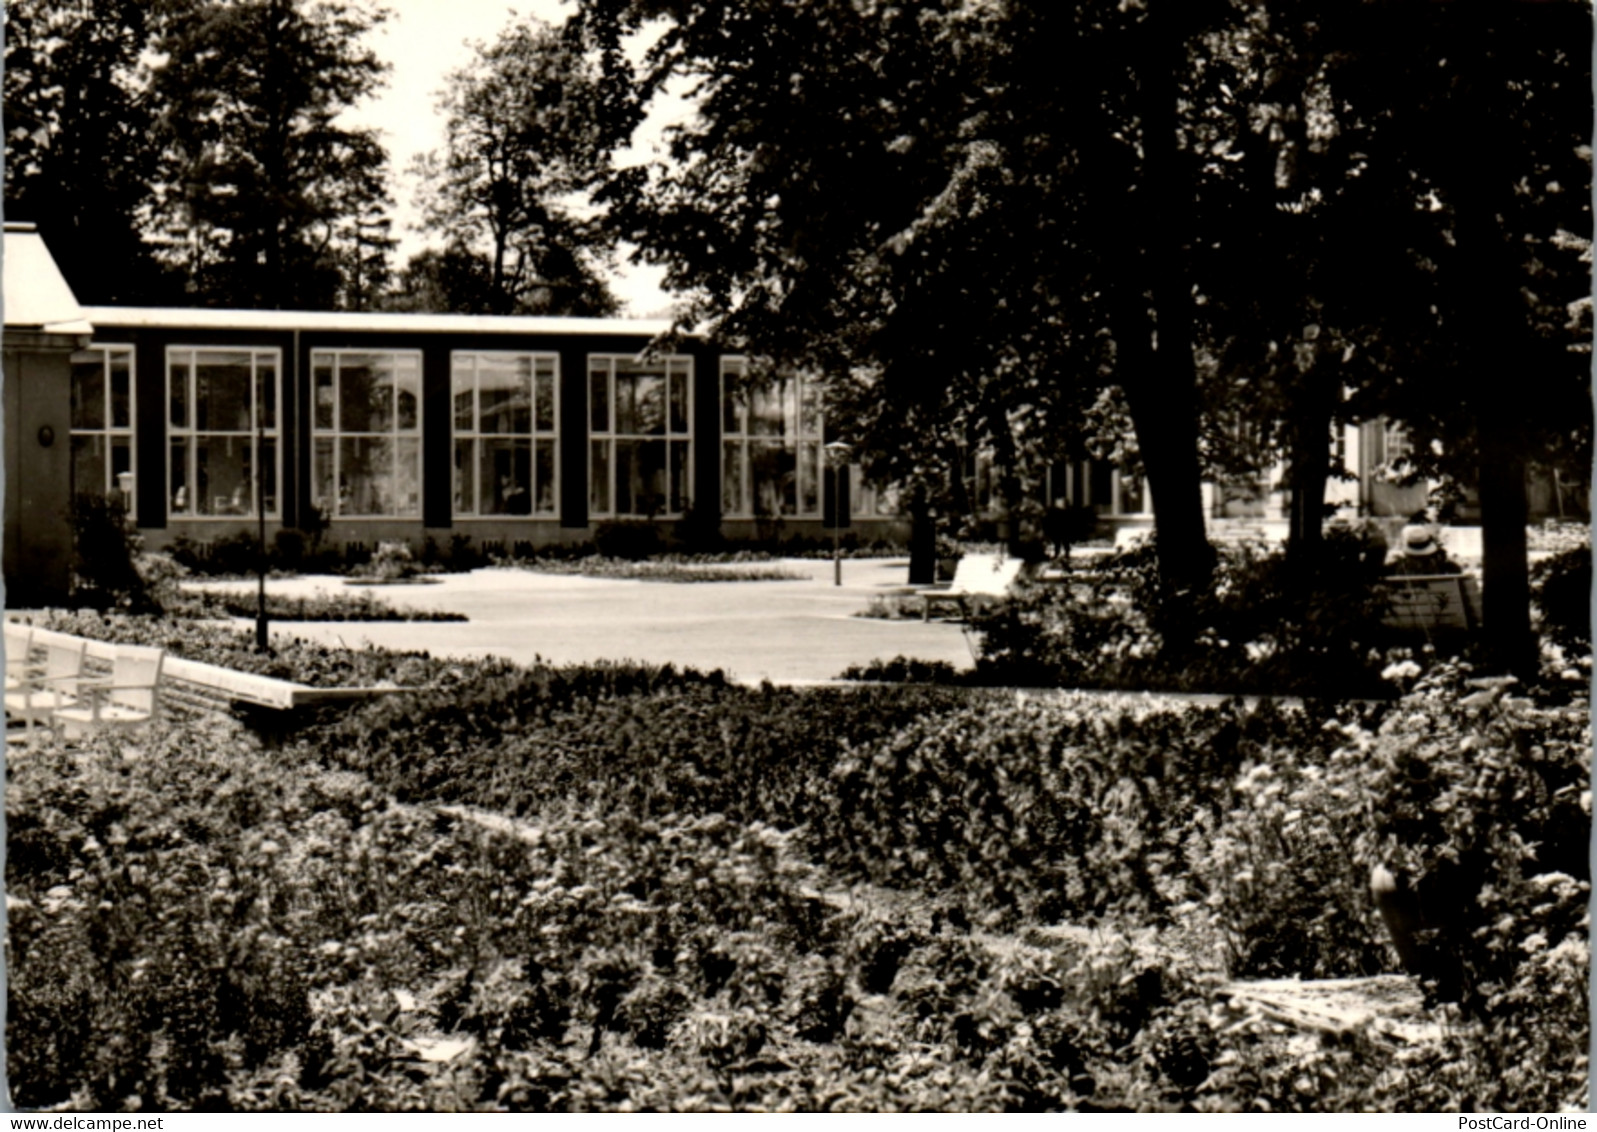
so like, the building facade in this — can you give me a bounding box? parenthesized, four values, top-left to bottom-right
(4, 224, 93, 606)
(60, 306, 884, 564)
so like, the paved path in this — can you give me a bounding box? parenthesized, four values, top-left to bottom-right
(188, 558, 977, 684)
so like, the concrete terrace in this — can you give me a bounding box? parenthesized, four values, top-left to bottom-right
(187, 557, 976, 684)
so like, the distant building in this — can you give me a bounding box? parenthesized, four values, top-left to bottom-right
(961, 419, 1583, 550)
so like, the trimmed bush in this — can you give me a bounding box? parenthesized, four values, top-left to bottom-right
(593, 520, 664, 560)
(71, 493, 159, 613)
(1531, 542, 1591, 651)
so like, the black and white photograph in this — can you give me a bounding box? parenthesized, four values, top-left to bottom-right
(0, 0, 1591, 1114)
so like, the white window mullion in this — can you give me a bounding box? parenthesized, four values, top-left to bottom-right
(186, 422, 196, 517)
(247, 355, 257, 516)
(610, 362, 618, 518)
(473, 355, 482, 515)
(332, 360, 342, 518)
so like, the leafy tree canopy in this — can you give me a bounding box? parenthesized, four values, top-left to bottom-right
(148, 0, 396, 310)
(3, 0, 177, 303)
(405, 18, 619, 316)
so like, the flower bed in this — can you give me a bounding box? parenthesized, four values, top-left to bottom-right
(14, 610, 464, 688)
(6, 636, 1588, 1112)
(509, 556, 810, 583)
(175, 589, 466, 623)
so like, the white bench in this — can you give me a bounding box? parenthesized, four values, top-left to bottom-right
(1379, 574, 1482, 633)
(916, 554, 1028, 621)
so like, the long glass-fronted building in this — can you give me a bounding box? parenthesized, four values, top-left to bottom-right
(68, 305, 873, 555)
(3, 222, 896, 604)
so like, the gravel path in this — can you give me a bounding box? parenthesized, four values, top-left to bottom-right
(184, 558, 976, 684)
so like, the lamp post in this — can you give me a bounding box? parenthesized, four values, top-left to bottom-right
(824, 441, 852, 586)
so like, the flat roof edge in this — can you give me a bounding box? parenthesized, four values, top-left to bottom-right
(79, 306, 696, 338)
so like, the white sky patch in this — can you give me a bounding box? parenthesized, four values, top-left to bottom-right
(342, 0, 678, 315)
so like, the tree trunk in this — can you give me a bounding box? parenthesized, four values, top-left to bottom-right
(988, 421, 1028, 558)
(1120, 367, 1215, 591)
(907, 483, 937, 586)
(1285, 368, 1339, 577)
(1478, 432, 1535, 676)
(1453, 16, 1536, 678)
(1109, 2, 1216, 596)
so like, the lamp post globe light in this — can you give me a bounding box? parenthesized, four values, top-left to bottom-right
(824, 441, 853, 586)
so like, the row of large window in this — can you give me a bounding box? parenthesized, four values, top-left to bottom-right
(68, 347, 845, 521)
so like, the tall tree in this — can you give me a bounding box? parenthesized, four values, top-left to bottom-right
(148, 0, 395, 310)
(1192, 1, 1590, 669)
(1330, 1, 1592, 675)
(577, 0, 1589, 630)
(409, 18, 618, 316)
(1184, 6, 1401, 571)
(576, 0, 1230, 591)
(3, 0, 178, 303)
(331, 200, 397, 311)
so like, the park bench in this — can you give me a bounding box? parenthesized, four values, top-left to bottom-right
(1378, 573, 1482, 634)
(916, 554, 1028, 621)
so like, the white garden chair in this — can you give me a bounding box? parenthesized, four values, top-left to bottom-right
(4, 623, 34, 693)
(915, 553, 1029, 622)
(6, 635, 88, 740)
(50, 644, 165, 741)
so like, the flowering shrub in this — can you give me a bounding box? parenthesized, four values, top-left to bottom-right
(513, 557, 807, 582)
(352, 541, 427, 583)
(169, 588, 467, 622)
(1354, 662, 1590, 1109)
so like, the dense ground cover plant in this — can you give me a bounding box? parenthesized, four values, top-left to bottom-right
(504, 557, 809, 583)
(166, 588, 467, 623)
(326, 676, 987, 827)
(7, 716, 1214, 1112)
(7, 628, 1588, 1111)
(168, 526, 903, 583)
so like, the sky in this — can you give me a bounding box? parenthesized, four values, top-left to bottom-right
(346, 0, 675, 315)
